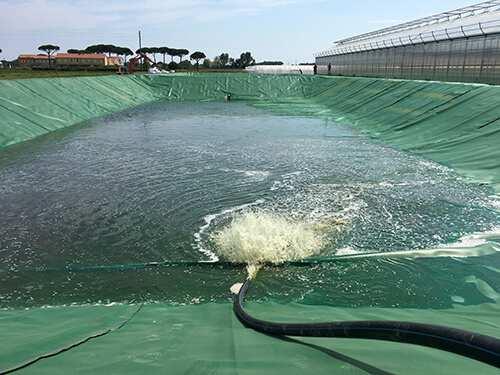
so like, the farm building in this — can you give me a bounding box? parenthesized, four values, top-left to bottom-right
(18, 53, 122, 67)
(18, 54, 50, 66)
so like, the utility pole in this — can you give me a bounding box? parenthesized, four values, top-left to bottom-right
(138, 30, 143, 69)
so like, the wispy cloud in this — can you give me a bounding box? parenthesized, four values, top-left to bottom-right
(0, 0, 307, 34)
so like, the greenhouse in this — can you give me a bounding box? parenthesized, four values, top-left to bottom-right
(315, 1, 500, 84)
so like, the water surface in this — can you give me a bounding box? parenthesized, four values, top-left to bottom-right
(0, 102, 499, 310)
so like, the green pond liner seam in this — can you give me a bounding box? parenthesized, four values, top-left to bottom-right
(234, 279, 500, 369)
(0, 302, 144, 375)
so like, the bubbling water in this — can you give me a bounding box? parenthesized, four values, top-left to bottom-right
(212, 211, 344, 267)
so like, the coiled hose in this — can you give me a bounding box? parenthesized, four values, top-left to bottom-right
(233, 279, 500, 368)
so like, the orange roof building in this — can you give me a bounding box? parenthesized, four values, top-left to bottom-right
(18, 53, 123, 67)
(18, 54, 51, 66)
(55, 53, 107, 66)
(19, 54, 50, 60)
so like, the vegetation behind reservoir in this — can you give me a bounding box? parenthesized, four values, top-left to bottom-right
(0, 68, 117, 80)
(0, 67, 247, 80)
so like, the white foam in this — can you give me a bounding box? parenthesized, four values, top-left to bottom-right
(269, 171, 305, 192)
(193, 199, 265, 262)
(220, 168, 270, 180)
(335, 247, 360, 256)
(238, 169, 270, 178)
(281, 171, 303, 178)
(246, 264, 262, 280)
(334, 227, 500, 260)
(418, 160, 452, 173)
(440, 227, 500, 249)
(270, 181, 282, 191)
(489, 196, 500, 210)
(211, 211, 344, 265)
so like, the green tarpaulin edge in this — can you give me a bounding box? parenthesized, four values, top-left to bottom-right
(1, 73, 498, 193)
(0, 74, 320, 150)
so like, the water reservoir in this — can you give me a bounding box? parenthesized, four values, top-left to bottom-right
(1, 74, 499, 374)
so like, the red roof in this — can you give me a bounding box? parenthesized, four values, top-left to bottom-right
(56, 53, 106, 59)
(18, 54, 49, 60)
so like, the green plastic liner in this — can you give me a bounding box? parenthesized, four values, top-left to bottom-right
(1, 73, 499, 374)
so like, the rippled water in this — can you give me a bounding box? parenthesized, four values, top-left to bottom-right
(0, 102, 499, 309)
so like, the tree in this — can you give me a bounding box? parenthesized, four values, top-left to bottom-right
(85, 44, 102, 53)
(220, 53, 230, 67)
(213, 53, 230, 68)
(149, 47, 160, 63)
(105, 45, 119, 56)
(158, 47, 169, 64)
(85, 44, 106, 54)
(137, 47, 156, 63)
(166, 48, 177, 62)
(176, 49, 189, 62)
(111, 47, 131, 63)
(119, 48, 134, 63)
(212, 55, 221, 68)
(232, 52, 255, 69)
(84, 44, 119, 56)
(202, 58, 211, 69)
(136, 47, 153, 62)
(84, 45, 94, 53)
(38, 44, 60, 66)
(67, 49, 84, 54)
(178, 60, 192, 69)
(190, 51, 206, 69)
(167, 61, 178, 70)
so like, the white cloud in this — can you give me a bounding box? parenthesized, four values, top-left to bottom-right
(0, 0, 102, 33)
(0, 0, 324, 61)
(0, 0, 306, 33)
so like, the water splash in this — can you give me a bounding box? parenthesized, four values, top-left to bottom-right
(211, 211, 344, 266)
(193, 199, 265, 262)
(246, 264, 262, 280)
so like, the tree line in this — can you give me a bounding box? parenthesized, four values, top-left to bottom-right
(206, 52, 256, 69)
(62, 43, 257, 69)
(134, 48, 258, 69)
(4, 43, 270, 70)
(67, 44, 135, 62)
(136, 47, 189, 63)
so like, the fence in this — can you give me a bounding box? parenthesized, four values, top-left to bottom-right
(316, 22, 500, 85)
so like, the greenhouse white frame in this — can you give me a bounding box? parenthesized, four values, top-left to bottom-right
(316, 1, 500, 57)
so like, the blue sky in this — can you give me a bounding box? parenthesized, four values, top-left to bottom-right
(0, 0, 480, 62)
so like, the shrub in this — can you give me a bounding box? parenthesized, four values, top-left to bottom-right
(167, 61, 178, 70)
(178, 60, 192, 69)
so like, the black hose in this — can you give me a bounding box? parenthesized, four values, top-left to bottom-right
(233, 279, 500, 368)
